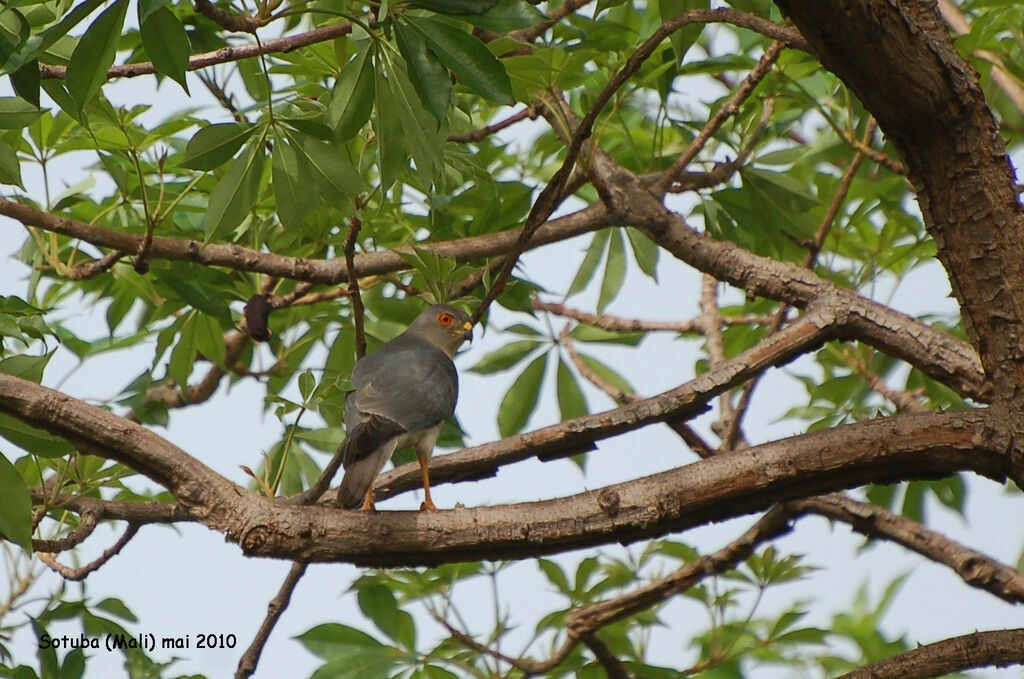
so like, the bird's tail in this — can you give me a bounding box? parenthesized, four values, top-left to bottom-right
(337, 450, 377, 509)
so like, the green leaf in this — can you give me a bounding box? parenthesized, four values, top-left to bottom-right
(180, 122, 257, 171)
(537, 558, 571, 594)
(373, 67, 404, 190)
(0, 413, 75, 458)
(0, 97, 42, 128)
(408, 0, 501, 14)
(462, 0, 546, 32)
(405, 15, 514, 105)
(0, 135, 24, 188)
(3, 0, 106, 74)
(660, 0, 709, 62)
(271, 130, 317, 230)
(330, 45, 376, 142)
(193, 312, 226, 368)
(204, 136, 266, 242)
(298, 623, 389, 660)
(569, 324, 643, 345)
(138, 0, 173, 24)
(578, 353, 633, 394)
(0, 450, 32, 552)
(65, 0, 129, 110)
(168, 311, 198, 387)
(566, 229, 610, 298)
(597, 228, 626, 313)
(356, 583, 416, 650)
(385, 58, 444, 186)
(394, 21, 451, 123)
(11, 60, 41, 109)
(289, 130, 362, 203)
(497, 352, 547, 436)
(139, 7, 190, 93)
(0, 353, 52, 382)
(298, 369, 316, 402)
(626, 226, 658, 280)
(157, 273, 232, 325)
(556, 358, 587, 421)
(469, 340, 539, 374)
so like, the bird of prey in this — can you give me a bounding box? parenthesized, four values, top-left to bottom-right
(337, 304, 473, 510)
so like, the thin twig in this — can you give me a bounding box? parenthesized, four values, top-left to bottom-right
(535, 298, 775, 334)
(652, 40, 784, 196)
(343, 217, 367, 360)
(235, 561, 309, 679)
(38, 523, 140, 581)
(64, 250, 124, 280)
(447, 107, 537, 144)
(31, 512, 98, 552)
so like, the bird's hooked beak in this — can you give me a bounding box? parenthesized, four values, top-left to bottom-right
(462, 321, 474, 343)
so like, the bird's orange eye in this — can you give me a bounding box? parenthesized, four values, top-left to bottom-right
(438, 312, 454, 326)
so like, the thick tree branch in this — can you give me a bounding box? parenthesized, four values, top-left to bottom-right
(29, 488, 191, 525)
(793, 493, 1024, 604)
(589, 154, 990, 402)
(0, 371, 1012, 566)
(539, 92, 990, 403)
(836, 628, 1024, 679)
(773, 0, 1024, 398)
(371, 303, 837, 499)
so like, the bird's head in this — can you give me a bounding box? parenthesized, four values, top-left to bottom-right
(410, 304, 474, 356)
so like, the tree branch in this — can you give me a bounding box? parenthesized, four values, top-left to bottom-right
(792, 493, 1024, 604)
(836, 628, 1024, 679)
(235, 561, 308, 679)
(0, 197, 607, 285)
(37, 523, 140, 581)
(0, 370, 1011, 566)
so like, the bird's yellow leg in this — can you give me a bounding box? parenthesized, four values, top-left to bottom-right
(418, 456, 437, 511)
(361, 487, 375, 511)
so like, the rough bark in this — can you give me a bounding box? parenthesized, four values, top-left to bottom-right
(773, 0, 1024, 398)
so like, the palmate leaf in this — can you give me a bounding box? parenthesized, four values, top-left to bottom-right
(285, 129, 362, 205)
(566, 229, 610, 299)
(0, 135, 24, 188)
(597, 228, 627, 313)
(356, 583, 416, 650)
(0, 97, 43, 128)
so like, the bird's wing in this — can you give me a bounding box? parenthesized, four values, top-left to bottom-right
(351, 340, 458, 433)
(341, 339, 457, 469)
